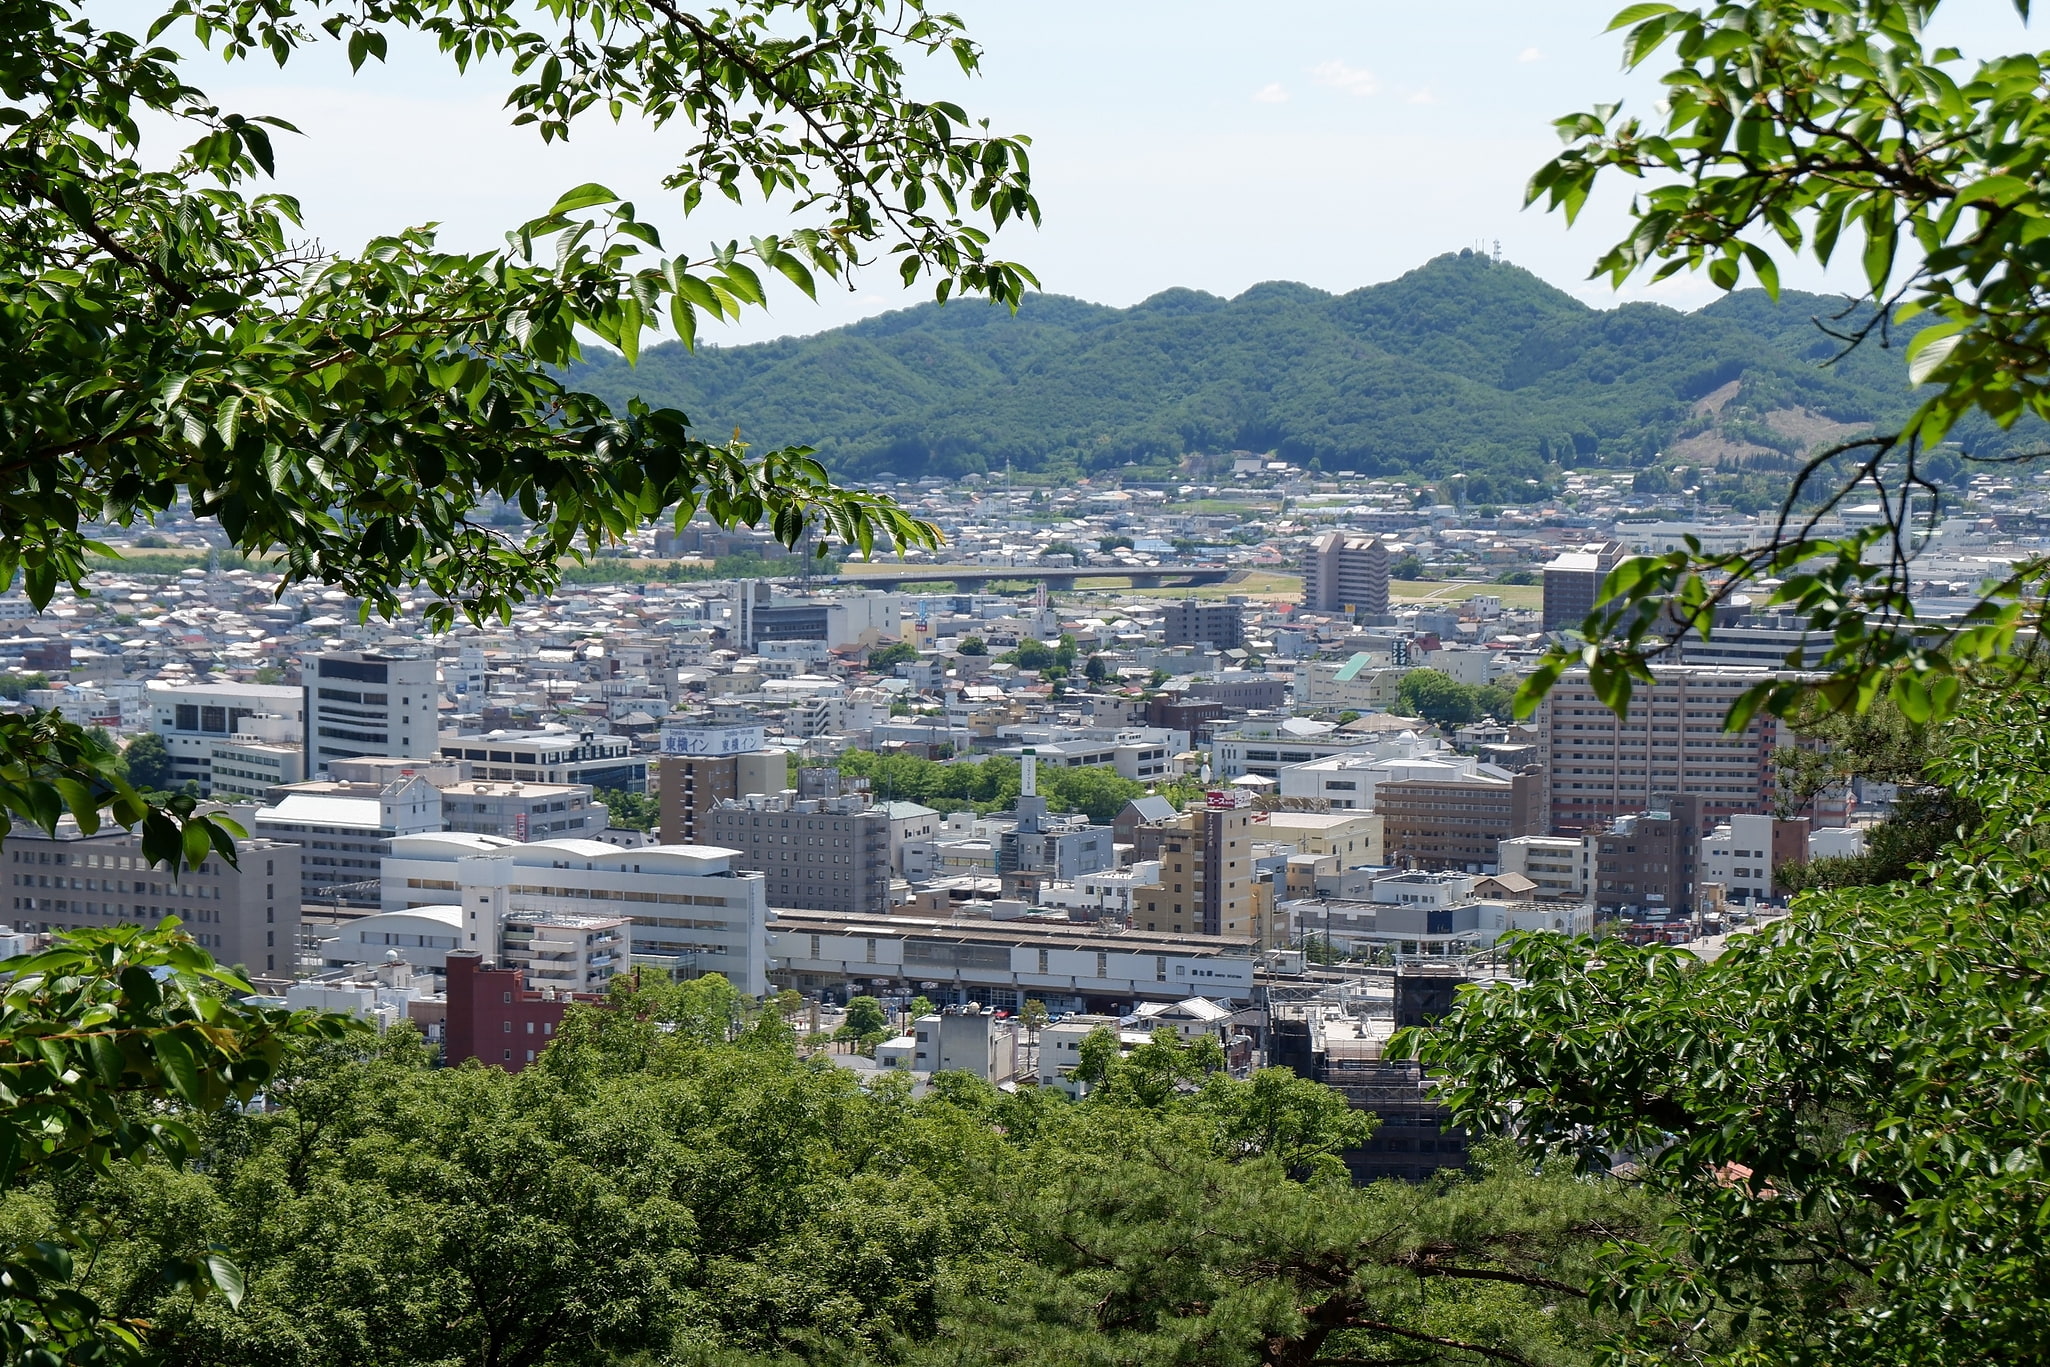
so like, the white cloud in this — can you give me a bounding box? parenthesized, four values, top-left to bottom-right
(1309, 60, 1378, 97)
(1253, 83, 1289, 103)
(1517, 47, 1544, 62)
(1408, 88, 1438, 104)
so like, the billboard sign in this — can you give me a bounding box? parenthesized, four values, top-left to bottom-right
(661, 723, 767, 756)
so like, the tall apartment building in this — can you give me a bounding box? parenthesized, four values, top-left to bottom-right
(1535, 667, 1788, 835)
(1134, 799, 1257, 937)
(3, 823, 301, 977)
(1378, 766, 1543, 872)
(304, 652, 439, 772)
(703, 793, 893, 915)
(1302, 532, 1391, 616)
(656, 750, 784, 844)
(1160, 600, 1244, 650)
(1541, 540, 1627, 633)
(149, 680, 305, 793)
(383, 833, 771, 995)
(1592, 795, 1705, 919)
(437, 728, 646, 793)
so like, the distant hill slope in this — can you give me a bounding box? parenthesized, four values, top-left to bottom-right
(569, 251, 2016, 492)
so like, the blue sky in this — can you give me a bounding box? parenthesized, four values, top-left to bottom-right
(129, 0, 2038, 344)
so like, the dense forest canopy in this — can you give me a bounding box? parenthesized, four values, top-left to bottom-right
(570, 251, 2029, 489)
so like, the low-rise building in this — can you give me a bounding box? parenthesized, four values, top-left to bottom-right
(1494, 835, 1592, 899)
(1258, 810, 1382, 865)
(208, 736, 307, 801)
(1038, 861, 1162, 920)
(437, 728, 647, 793)
(382, 833, 771, 995)
(1212, 716, 1371, 780)
(317, 905, 464, 971)
(500, 909, 629, 994)
(768, 907, 1256, 1014)
(906, 1006, 1019, 1081)
(1698, 812, 1811, 906)
(443, 951, 606, 1072)
(439, 780, 604, 842)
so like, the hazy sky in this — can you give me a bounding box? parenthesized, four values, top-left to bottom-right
(124, 0, 2039, 344)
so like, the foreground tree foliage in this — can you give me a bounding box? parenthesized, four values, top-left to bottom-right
(0, 924, 360, 1361)
(0, 964, 1657, 1367)
(2, 0, 1040, 860)
(1513, 0, 2050, 730)
(1413, 680, 2050, 1366)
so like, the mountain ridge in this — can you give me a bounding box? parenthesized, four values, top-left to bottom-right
(569, 251, 2007, 498)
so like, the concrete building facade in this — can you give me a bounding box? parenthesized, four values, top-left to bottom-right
(1592, 795, 1705, 919)
(655, 750, 785, 844)
(304, 652, 439, 771)
(1699, 812, 1810, 906)
(437, 728, 646, 793)
(3, 823, 300, 977)
(1535, 667, 1788, 835)
(1379, 767, 1544, 872)
(443, 951, 604, 1071)
(1134, 799, 1258, 937)
(1541, 540, 1627, 633)
(702, 793, 893, 915)
(439, 780, 603, 842)
(253, 776, 442, 909)
(383, 833, 771, 995)
(1495, 834, 1593, 899)
(1160, 600, 1244, 650)
(149, 680, 304, 794)
(768, 908, 1256, 1014)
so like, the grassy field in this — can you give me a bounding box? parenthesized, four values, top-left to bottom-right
(1392, 578, 1543, 611)
(1073, 570, 1303, 602)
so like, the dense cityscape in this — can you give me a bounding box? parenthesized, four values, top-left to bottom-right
(7, 1, 2048, 1363)
(3, 456, 2034, 1180)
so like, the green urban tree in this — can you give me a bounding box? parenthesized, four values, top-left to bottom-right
(0, 924, 361, 1360)
(1411, 681, 2050, 1366)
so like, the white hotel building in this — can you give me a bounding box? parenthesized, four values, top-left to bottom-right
(382, 833, 770, 995)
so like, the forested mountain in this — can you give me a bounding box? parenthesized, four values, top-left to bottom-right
(569, 251, 2017, 493)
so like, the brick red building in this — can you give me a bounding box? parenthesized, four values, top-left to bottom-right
(444, 951, 606, 1072)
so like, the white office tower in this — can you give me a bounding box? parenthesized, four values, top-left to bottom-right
(149, 680, 305, 794)
(304, 651, 439, 772)
(382, 833, 771, 996)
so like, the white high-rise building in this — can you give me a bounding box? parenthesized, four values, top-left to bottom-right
(303, 652, 439, 772)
